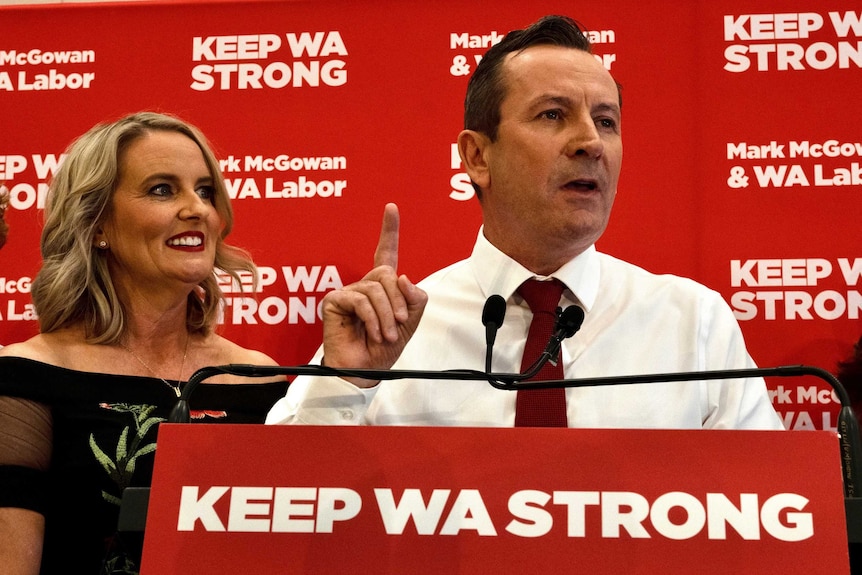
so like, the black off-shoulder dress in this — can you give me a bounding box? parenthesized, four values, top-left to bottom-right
(0, 356, 289, 574)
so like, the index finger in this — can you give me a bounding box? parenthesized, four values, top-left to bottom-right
(373, 203, 400, 269)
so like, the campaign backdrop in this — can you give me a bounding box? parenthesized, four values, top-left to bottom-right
(0, 0, 859, 429)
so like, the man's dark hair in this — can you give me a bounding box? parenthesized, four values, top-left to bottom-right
(463, 15, 593, 141)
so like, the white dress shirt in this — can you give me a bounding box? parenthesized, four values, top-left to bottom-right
(266, 229, 784, 430)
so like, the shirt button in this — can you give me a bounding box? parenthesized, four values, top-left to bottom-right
(340, 410, 355, 421)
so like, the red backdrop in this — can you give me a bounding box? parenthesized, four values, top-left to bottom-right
(1, 0, 859, 429)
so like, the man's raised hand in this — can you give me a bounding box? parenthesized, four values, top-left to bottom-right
(319, 203, 427, 387)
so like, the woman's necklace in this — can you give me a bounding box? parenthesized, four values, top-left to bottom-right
(119, 333, 191, 398)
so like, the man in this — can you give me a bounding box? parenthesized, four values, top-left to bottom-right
(266, 15, 783, 430)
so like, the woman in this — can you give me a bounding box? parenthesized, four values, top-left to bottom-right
(0, 112, 288, 574)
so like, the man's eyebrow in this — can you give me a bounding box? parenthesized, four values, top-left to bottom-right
(593, 102, 621, 117)
(532, 94, 575, 108)
(530, 95, 620, 115)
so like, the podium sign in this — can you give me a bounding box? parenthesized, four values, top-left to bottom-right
(142, 425, 849, 574)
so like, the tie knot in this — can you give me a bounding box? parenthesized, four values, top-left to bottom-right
(518, 278, 565, 315)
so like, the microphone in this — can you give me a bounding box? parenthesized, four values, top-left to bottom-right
(520, 304, 586, 377)
(482, 295, 507, 346)
(481, 296, 585, 377)
(545, 305, 586, 366)
(482, 295, 507, 372)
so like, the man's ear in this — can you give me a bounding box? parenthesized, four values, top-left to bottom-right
(457, 129, 491, 191)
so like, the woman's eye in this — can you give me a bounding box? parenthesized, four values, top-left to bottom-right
(149, 183, 173, 197)
(197, 186, 215, 202)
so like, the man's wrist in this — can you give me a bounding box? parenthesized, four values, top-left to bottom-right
(320, 355, 380, 389)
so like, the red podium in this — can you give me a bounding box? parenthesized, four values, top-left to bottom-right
(141, 425, 849, 574)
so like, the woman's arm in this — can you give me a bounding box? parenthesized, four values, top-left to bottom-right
(0, 397, 52, 575)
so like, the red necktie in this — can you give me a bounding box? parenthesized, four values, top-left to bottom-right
(515, 278, 568, 427)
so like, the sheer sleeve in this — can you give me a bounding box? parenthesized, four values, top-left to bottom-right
(0, 398, 52, 511)
(0, 397, 52, 468)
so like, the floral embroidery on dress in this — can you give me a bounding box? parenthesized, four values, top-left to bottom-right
(91, 403, 164, 507)
(91, 403, 165, 575)
(88, 402, 232, 573)
(191, 409, 228, 420)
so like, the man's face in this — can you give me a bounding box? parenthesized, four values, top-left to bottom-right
(475, 45, 622, 273)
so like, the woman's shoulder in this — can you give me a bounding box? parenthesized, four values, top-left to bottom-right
(0, 334, 59, 362)
(194, 334, 284, 384)
(0, 329, 88, 365)
(208, 334, 279, 366)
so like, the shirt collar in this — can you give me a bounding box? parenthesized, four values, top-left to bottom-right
(469, 226, 600, 311)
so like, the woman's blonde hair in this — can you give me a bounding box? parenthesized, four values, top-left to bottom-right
(31, 111, 256, 342)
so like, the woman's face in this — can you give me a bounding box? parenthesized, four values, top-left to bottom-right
(97, 130, 223, 297)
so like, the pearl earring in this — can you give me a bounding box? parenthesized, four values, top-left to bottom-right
(98, 240, 108, 249)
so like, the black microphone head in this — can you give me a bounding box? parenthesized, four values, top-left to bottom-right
(482, 294, 507, 329)
(556, 305, 585, 338)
